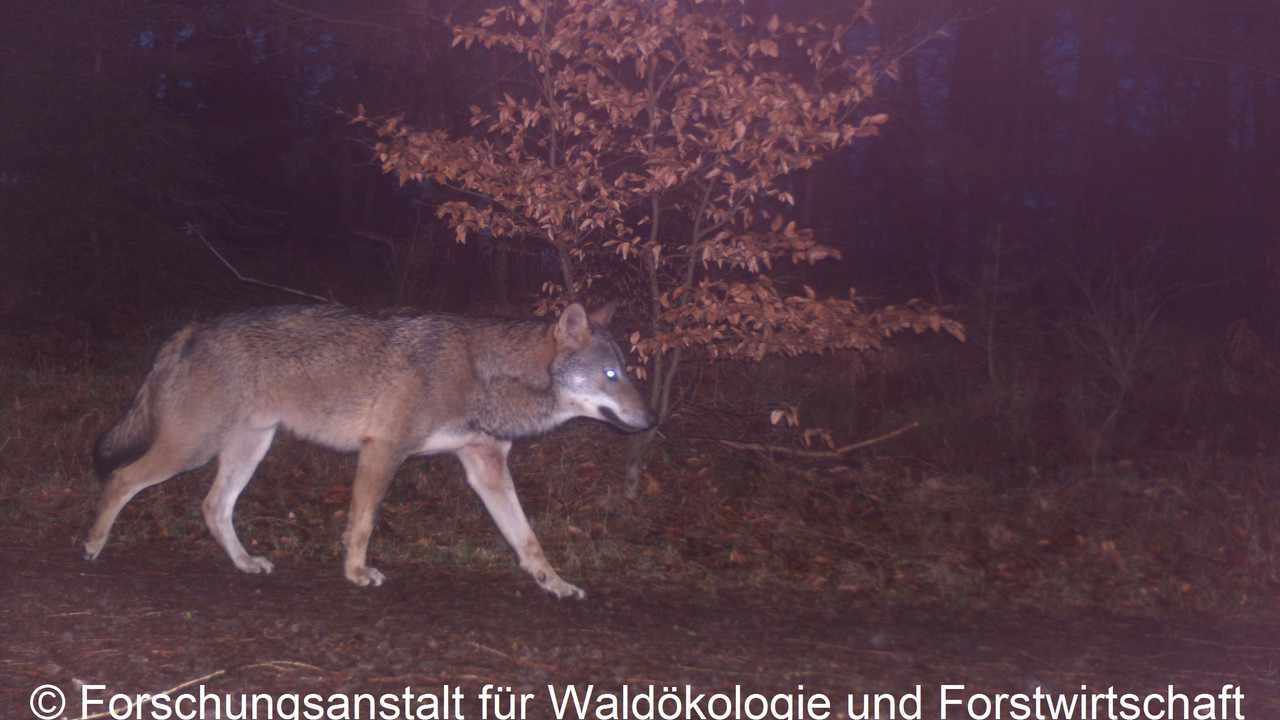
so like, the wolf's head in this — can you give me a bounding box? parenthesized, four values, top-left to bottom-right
(551, 303, 657, 432)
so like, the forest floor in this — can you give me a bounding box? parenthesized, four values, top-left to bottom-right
(4, 324, 1280, 720)
(3, 541, 1275, 720)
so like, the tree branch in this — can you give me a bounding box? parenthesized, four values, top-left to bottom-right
(186, 224, 334, 304)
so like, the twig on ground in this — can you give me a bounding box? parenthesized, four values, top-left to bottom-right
(692, 421, 920, 459)
(467, 641, 559, 672)
(78, 670, 226, 720)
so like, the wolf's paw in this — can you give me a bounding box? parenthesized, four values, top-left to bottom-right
(83, 541, 103, 561)
(234, 555, 276, 575)
(537, 573, 586, 600)
(346, 565, 386, 587)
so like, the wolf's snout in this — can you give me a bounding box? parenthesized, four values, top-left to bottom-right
(600, 403, 657, 432)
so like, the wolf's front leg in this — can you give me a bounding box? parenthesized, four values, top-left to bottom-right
(342, 438, 404, 586)
(456, 442, 586, 600)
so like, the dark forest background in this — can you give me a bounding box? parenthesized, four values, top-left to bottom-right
(2, 0, 1278, 472)
(4, 0, 1279, 314)
(3, 0, 1280, 613)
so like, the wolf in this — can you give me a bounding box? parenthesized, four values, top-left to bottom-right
(83, 302, 655, 599)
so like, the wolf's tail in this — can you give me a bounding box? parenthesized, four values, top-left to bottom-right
(93, 325, 197, 479)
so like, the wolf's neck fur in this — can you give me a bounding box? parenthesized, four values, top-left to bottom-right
(464, 324, 566, 439)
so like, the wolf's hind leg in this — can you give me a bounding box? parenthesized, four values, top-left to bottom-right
(84, 437, 209, 561)
(202, 425, 277, 574)
(457, 441, 585, 600)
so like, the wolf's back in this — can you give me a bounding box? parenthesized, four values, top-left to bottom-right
(94, 324, 198, 478)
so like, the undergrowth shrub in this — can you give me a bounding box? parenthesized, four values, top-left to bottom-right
(1, 303, 1277, 617)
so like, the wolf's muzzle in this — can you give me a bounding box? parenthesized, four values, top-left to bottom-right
(599, 405, 657, 432)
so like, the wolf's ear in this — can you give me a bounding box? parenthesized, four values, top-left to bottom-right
(555, 303, 591, 349)
(588, 300, 619, 328)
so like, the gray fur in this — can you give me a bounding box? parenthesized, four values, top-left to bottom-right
(83, 303, 655, 599)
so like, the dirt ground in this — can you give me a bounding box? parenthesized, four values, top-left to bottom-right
(2, 542, 1276, 720)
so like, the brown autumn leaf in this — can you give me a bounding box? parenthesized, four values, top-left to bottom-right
(361, 0, 960, 385)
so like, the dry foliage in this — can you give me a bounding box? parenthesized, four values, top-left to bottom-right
(359, 0, 962, 421)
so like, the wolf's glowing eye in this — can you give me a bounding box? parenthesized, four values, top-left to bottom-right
(604, 368, 618, 380)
